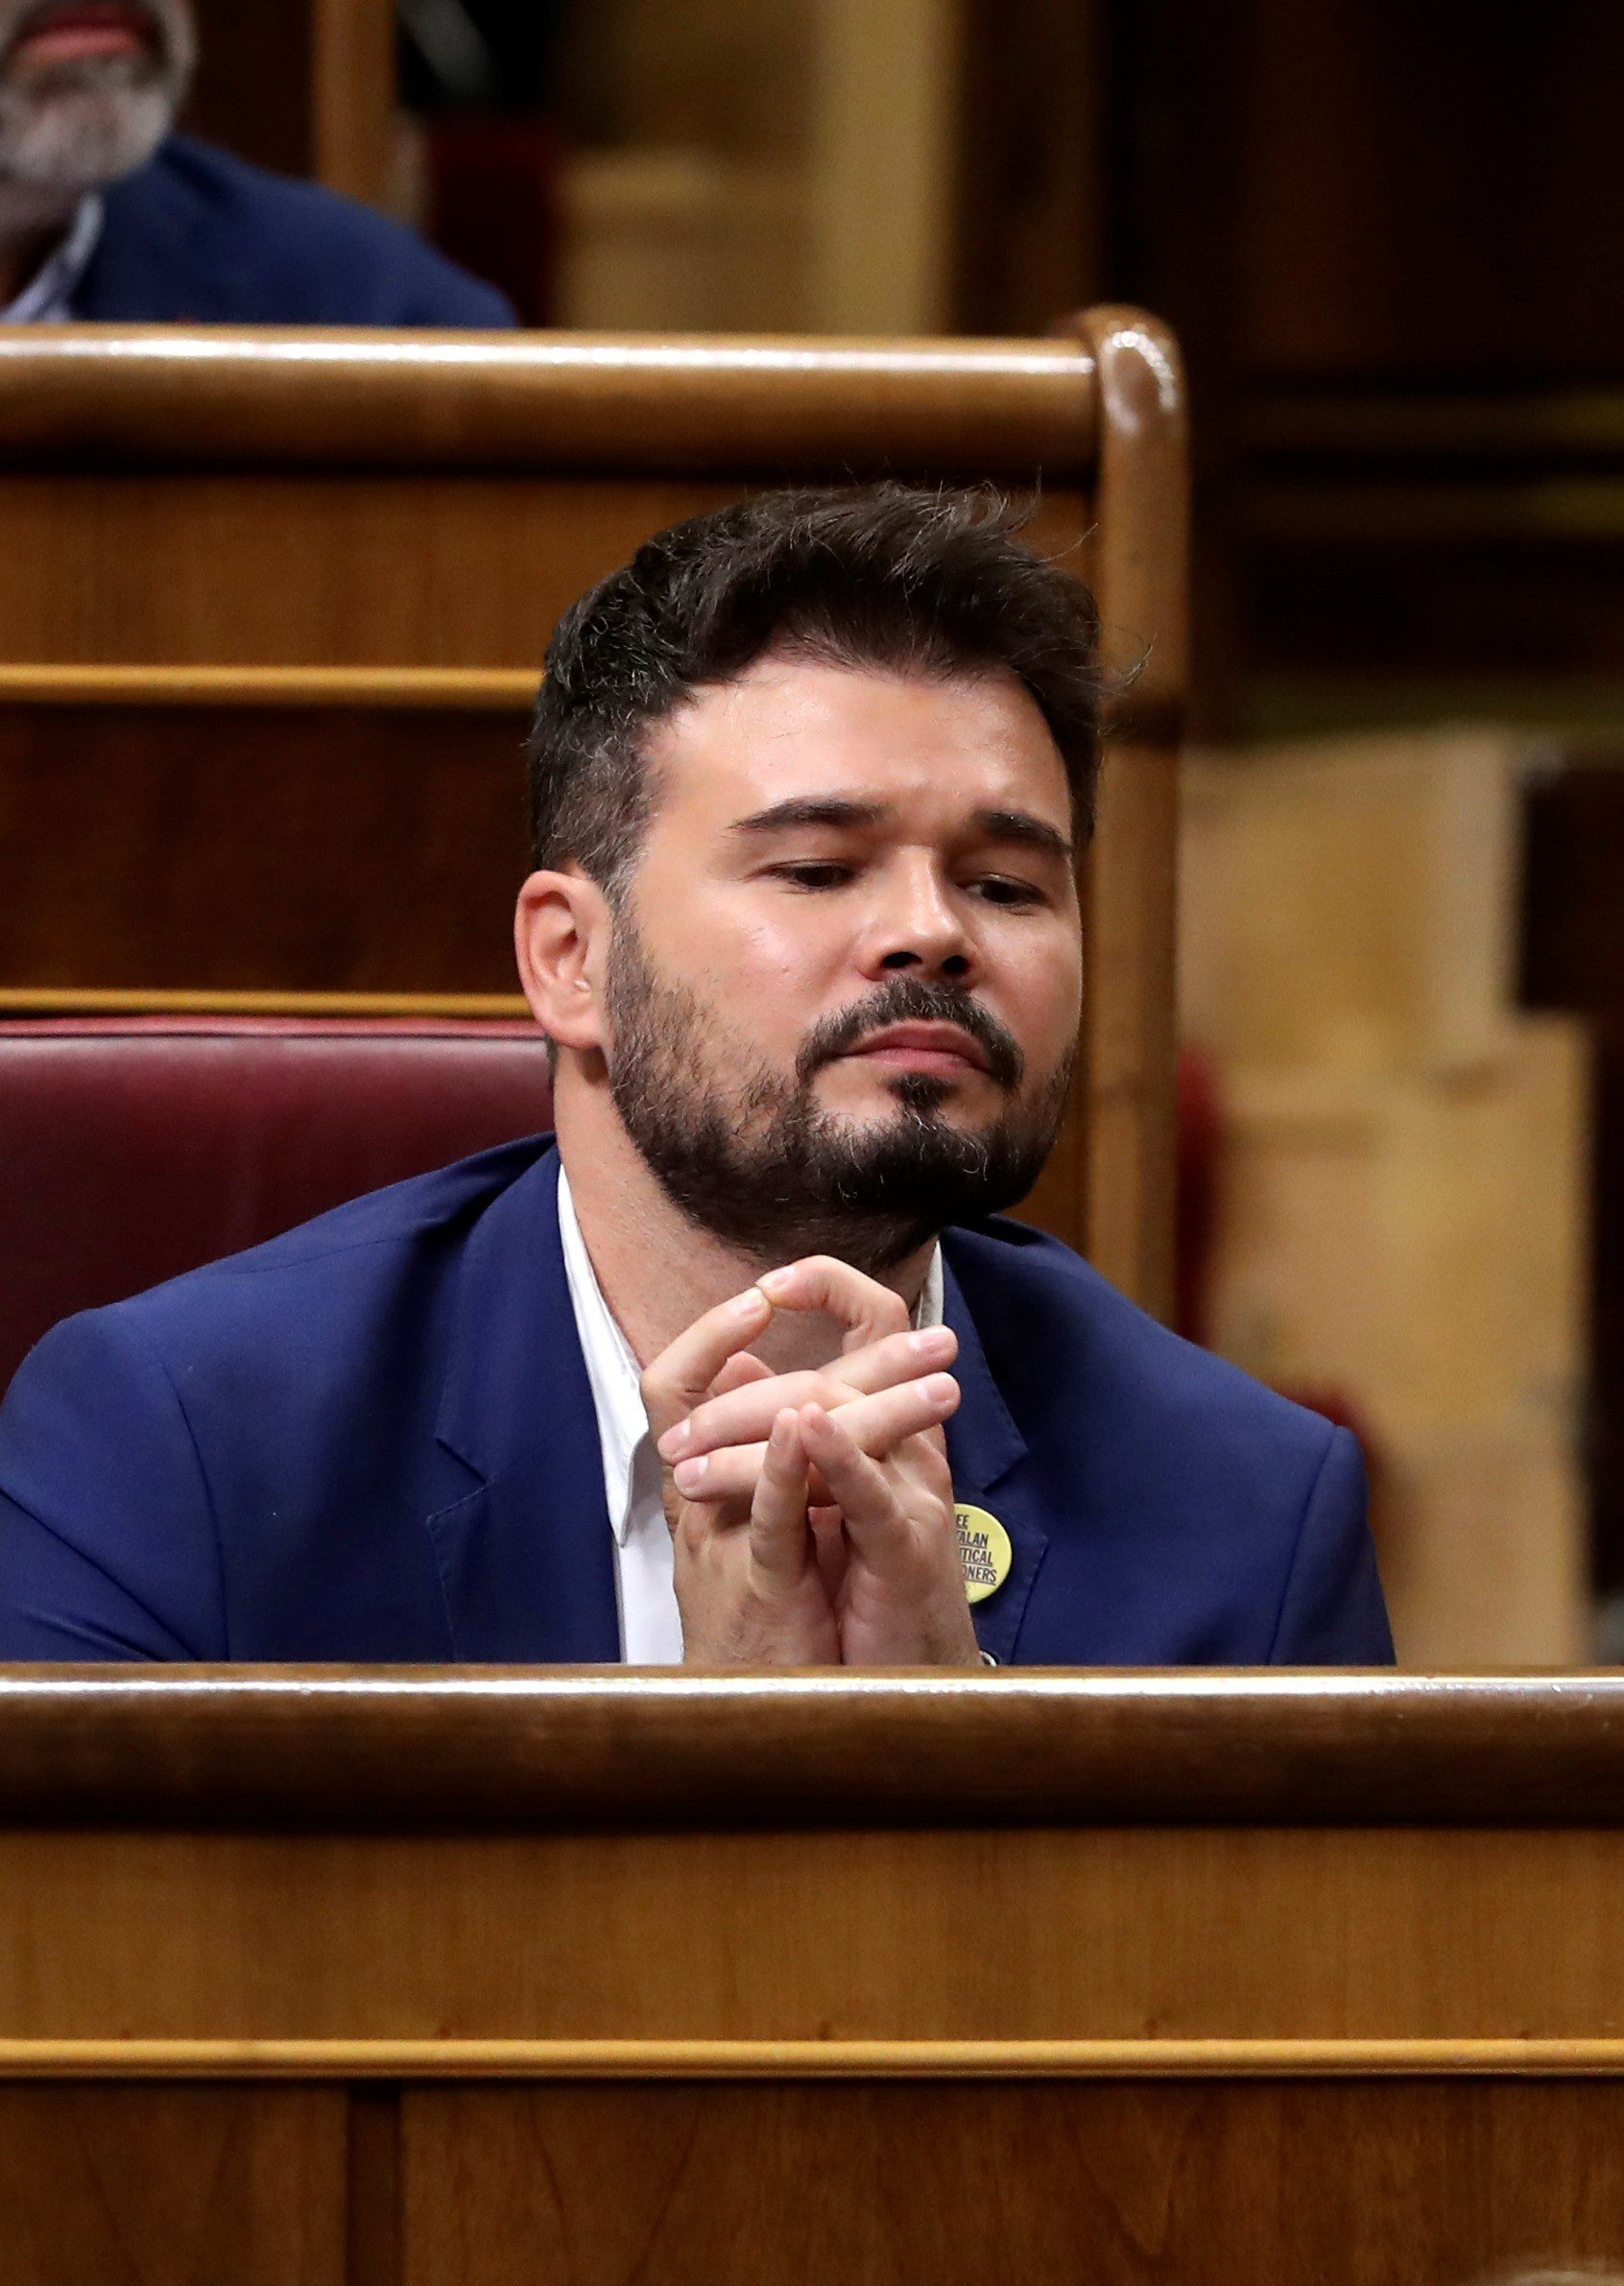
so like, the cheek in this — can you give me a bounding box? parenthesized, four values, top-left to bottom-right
(732, 907, 851, 995)
(1001, 932, 1084, 1055)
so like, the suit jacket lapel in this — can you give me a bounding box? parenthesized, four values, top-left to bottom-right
(428, 1147, 622, 1661)
(943, 1249, 1049, 1664)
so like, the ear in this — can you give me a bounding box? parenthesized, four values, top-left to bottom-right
(514, 868, 614, 1053)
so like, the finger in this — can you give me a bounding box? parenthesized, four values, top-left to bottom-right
(671, 1373, 959, 1504)
(707, 1351, 775, 1399)
(822, 1373, 962, 1459)
(640, 1285, 774, 1436)
(756, 1255, 912, 1351)
(659, 1325, 957, 1462)
(795, 1403, 913, 1563)
(748, 1410, 814, 1588)
(809, 1503, 850, 1602)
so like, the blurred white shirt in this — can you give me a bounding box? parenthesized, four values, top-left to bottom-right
(3, 196, 103, 322)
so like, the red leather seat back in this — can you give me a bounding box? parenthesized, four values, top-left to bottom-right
(0, 1017, 554, 1396)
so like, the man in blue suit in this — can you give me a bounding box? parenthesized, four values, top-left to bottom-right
(0, 487, 1394, 1666)
(0, 0, 513, 324)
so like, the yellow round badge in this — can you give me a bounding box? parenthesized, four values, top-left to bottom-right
(955, 1504, 1013, 1604)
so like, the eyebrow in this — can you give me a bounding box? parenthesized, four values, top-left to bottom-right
(728, 797, 1073, 864)
(728, 797, 887, 838)
(972, 807, 1074, 865)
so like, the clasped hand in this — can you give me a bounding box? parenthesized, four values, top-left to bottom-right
(640, 1256, 981, 1666)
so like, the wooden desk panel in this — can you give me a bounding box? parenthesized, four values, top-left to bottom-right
(0, 2084, 347, 2286)
(403, 2080, 1624, 2286)
(11, 1676, 1618, 2281)
(3, 1823, 1624, 2061)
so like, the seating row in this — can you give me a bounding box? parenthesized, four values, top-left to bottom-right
(0, 310, 1186, 1313)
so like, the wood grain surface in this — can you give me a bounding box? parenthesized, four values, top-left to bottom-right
(0, 329, 1096, 475)
(3, 1822, 1621, 2047)
(5, 2037, 1624, 2080)
(399, 2079, 1624, 2286)
(0, 1671, 1616, 2281)
(0, 2084, 346, 2285)
(0, 1670, 1617, 1826)
(0, 664, 539, 705)
(1064, 309, 1188, 1313)
(0, 701, 531, 993)
(1, 2078, 1618, 2283)
(0, 988, 531, 1018)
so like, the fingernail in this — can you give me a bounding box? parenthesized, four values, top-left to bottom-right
(910, 1325, 953, 1350)
(734, 1286, 773, 1321)
(673, 1456, 708, 1493)
(758, 1268, 796, 1300)
(657, 1421, 690, 1459)
(924, 1374, 958, 1404)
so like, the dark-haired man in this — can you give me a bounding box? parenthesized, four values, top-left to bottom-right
(0, 0, 513, 323)
(0, 488, 1393, 1665)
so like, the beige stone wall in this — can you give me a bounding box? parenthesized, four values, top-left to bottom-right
(1182, 733, 1592, 1666)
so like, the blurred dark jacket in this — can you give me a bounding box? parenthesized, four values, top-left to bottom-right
(72, 133, 515, 326)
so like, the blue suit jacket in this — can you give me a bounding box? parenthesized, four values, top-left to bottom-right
(0, 1141, 1394, 1664)
(74, 135, 515, 326)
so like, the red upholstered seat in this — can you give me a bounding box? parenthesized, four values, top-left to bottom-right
(0, 1017, 554, 1397)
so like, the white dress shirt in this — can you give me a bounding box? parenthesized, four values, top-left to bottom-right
(556, 1166, 944, 1663)
(2, 195, 104, 322)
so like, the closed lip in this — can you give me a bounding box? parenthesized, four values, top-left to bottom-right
(10, 2, 156, 60)
(845, 1022, 991, 1073)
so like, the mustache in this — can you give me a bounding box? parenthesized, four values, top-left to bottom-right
(796, 976, 1025, 1092)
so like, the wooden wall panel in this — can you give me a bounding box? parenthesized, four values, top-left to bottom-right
(402, 2079, 1624, 2286)
(0, 703, 531, 994)
(186, 0, 396, 209)
(0, 477, 1091, 672)
(0, 477, 737, 673)
(184, 0, 317, 182)
(1234, 0, 1624, 380)
(0, 2084, 348, 2286)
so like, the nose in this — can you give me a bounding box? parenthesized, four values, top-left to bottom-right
(857, 854, 975, 984)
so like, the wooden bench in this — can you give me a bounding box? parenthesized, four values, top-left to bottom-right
(0, 314, 1186, 1309)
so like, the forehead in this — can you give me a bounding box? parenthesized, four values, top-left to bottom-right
(646, 655, 1074, 834)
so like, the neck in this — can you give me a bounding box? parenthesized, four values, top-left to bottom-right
(554, 1065, 935, 1371)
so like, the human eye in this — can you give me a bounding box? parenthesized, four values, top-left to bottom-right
(970, 874, 1047, 910)
(767, 860, 857, 891)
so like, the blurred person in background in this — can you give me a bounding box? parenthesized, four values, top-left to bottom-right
(0, 0, 513, 322)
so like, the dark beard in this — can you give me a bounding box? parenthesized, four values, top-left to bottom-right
(604, 918, 1074, 1274)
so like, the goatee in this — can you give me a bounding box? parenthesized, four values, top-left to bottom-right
(604, 917, 1073, 1275)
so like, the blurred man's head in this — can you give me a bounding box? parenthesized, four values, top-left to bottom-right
(0, 0, 194, 231)
(518, 487, 1104, 1273)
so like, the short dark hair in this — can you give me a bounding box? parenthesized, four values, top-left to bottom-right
(527, 483, 1104, 890)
